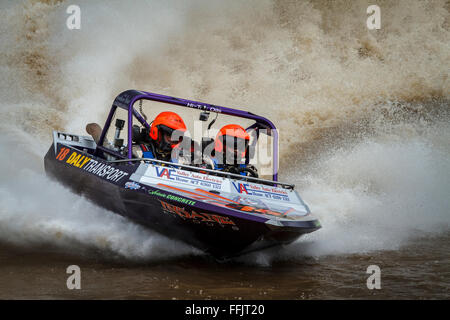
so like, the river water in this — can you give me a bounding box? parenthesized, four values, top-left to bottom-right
(0, 0, 448, 299)
(1, 233, 449, 299)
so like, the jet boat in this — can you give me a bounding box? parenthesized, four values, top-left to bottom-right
(44, 90, 321, 258)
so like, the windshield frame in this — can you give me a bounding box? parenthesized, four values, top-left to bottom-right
(98, 90, 280, 181)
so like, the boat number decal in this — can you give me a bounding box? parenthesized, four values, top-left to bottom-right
(159, 200, 236, 227)
(57, 147, 129, 183)
(56, 147, 70, 161)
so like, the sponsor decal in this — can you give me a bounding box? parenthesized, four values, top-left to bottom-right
(232, 196, 269, 208)
(154, 166, 222, 190)
(225, 202, 287, 217)
(65, 152, 91, 168)
(186, 102, 221, 113)
(231, 182, 290, 201)
(125, 181, 141, 190)
(83, 159, 129, 183)
(156, 167, 175, 180)
(57, 147, 129, 183)
(148, 189, 169, 198)
(158, 200, 236, 228)
(148, 190, 196, 206)
(57, 147, 91, 168)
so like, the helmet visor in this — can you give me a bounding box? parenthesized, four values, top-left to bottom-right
(159, 125, 184, 148)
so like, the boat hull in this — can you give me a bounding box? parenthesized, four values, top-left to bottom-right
(44, 142, 320, 258)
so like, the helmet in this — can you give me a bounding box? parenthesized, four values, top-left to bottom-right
(215, 124, 250, 163)
(149, 111, 187, 152)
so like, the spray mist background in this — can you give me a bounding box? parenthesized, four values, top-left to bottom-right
(0, 0, 448, 263)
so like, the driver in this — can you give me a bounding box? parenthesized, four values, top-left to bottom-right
(141, 111, 186, 162)
(213, 124, 258, 177)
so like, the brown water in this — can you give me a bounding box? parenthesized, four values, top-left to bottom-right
(0, 0, 449, 300)
(1, 233, 448, 299)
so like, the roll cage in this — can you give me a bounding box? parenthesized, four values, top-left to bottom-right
(95, 90, 280, 182)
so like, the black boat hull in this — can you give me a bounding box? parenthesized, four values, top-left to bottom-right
(44, 143, 320, 258)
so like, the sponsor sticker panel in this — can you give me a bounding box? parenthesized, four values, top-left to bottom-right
(230, 181, 292, 202)
(56, 146, 129, 183)
(145, 166, 225, 191)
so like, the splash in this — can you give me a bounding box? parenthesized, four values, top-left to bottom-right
(292, 122, 450, 256)
(0, 0, 448, 261)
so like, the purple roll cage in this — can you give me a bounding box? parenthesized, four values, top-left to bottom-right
(97, 90, 279, 181)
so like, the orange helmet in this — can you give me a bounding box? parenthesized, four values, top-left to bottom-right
(149, 111, 187, 152)
(215, 124, 250, 161)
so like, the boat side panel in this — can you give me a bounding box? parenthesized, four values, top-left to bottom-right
(44, 144, 276, 257)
